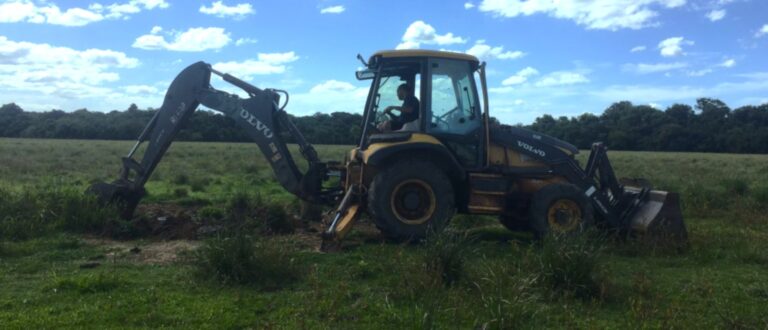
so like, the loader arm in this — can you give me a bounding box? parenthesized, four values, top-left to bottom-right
(89, 61, 334, 218)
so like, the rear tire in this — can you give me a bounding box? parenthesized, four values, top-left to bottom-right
(528, 183, 593, 239)
(368, 159, 455, 240)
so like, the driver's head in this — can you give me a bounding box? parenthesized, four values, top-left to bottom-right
(397, 83, 410, 100)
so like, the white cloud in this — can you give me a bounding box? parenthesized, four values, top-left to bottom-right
(0, 36, 142, 110)
(464, 2, 475, 9)
(150, 25, 162, 34)
(137, 0, 169, 9)
(290, 80, 369, 115)
(0, 0, 168, 26)
(212, 52, 299, 79)
(501, 67, 539, 86)
(687, 69, 712, 77)
(124, 85, 159, 95)
(465, 40, 524, 60)
(235, 38, 258, 46)
(396, 21, 467, 49)
(133, 27, 232, 52)
(535, 71, 589, 87)
(476, 0, 686, 31)
(756, 24, 768, 38)
(630, 45, 647, 53)
(309, 80, 357, 93)
(706, 9, 726, 22)
(623, 62, 688, 74)
(658, 37, 693, 57)
(320, 5, 345, 14)
(721, 58, 736, 68)
(199, 1, 254, 19)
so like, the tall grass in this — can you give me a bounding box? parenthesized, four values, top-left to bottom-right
(0, 185, 119, 240)
(537, 231, 606, 300)
(191, 233, 301, 289)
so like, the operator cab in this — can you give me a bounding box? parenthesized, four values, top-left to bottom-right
(356, 50, 485, 168)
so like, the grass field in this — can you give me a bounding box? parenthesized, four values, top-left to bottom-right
(1, 138, 767, 328)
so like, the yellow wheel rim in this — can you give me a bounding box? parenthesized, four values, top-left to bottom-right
(389, 179, 437, 225)
(547, 199, 582, 232)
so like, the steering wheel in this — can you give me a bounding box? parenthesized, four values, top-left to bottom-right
(433, 107, 460, 127)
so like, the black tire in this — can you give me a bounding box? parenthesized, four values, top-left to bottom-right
(368, 159, 455, 240)
(528, 183, 593, 239)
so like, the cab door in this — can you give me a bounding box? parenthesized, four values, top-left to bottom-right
(425, 58, 484, 169)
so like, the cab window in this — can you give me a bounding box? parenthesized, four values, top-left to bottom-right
(428, 59, 480, 135)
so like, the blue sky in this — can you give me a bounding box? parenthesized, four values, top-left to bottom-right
(0, 0, 766, 124)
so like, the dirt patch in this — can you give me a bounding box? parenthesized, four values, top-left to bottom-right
(83, 238, 200, 265)
(96, 203, 387, 256)
(128, 204, 202, 240)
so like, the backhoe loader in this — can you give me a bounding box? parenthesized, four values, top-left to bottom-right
(88, 50, 687, 246)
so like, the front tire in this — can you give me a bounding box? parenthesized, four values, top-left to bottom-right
(368, 160, 455, 240)
(528, 183, 593, 239)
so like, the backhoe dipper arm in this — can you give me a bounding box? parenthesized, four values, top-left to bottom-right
(89, 61, 326, 218)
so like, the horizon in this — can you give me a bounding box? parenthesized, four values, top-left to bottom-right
(1, 0, 767, 125)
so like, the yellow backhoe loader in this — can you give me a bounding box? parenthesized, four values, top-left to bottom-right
(88, 50, 687, 247)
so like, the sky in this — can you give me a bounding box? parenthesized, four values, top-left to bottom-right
(0, 0, 767, 124)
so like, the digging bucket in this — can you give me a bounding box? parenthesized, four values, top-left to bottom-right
(86, 181, 144, 219)
(627, 189, 688, 246)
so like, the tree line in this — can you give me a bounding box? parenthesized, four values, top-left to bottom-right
(1, 98, 766, 153)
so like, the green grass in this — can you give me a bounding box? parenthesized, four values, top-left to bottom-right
(1, 138, 767, 328)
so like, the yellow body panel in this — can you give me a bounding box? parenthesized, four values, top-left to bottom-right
(360, 133, 444, 164)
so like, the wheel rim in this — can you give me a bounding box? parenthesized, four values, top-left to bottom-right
(547, 199, 582, 232)
(390, 179, 436, 225)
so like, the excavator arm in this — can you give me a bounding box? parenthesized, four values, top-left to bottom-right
(89, 61, 335, 218)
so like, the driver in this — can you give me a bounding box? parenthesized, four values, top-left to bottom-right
(377, 83, 419, 131)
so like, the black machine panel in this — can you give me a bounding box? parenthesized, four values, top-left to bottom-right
(490, 125, 578, 164)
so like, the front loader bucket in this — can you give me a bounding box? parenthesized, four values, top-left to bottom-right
(627, 189, 687, 246)
(86, 181, 145, 220)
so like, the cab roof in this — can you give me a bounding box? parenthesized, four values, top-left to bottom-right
(370, 49, 480, 64)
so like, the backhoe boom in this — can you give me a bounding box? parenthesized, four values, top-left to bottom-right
(89, 61, 331, 218)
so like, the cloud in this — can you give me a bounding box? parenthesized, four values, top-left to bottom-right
(476, 0, 686, 31)
(501, 67, 539, 86)
(133, 27, 232, 52)
(630, 45, 647, 53)
(687, 69, 712, 77)
(235, 38, 258, 46)
(535, 71, 589, 87)
(289, 80, 369, 115)
(396, 21, 467, 49)
(658, 37, 693, 57)
(199, 1, 254, 19)
(464, 2, 475, 9)
(623, 62, 688, 74)
(0, 0, 168, 26)
(124, 85, 159, 95)
(720, 58, 735, 68)
(320, 5, 345, 14)
(309, 80, 358, 93)
(211, 52, 299, 79)
(0, 36, 142, 110)
(465, 40, 524, 60)
(706, 9, 725, 21)
(756, 24, 768, 38)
